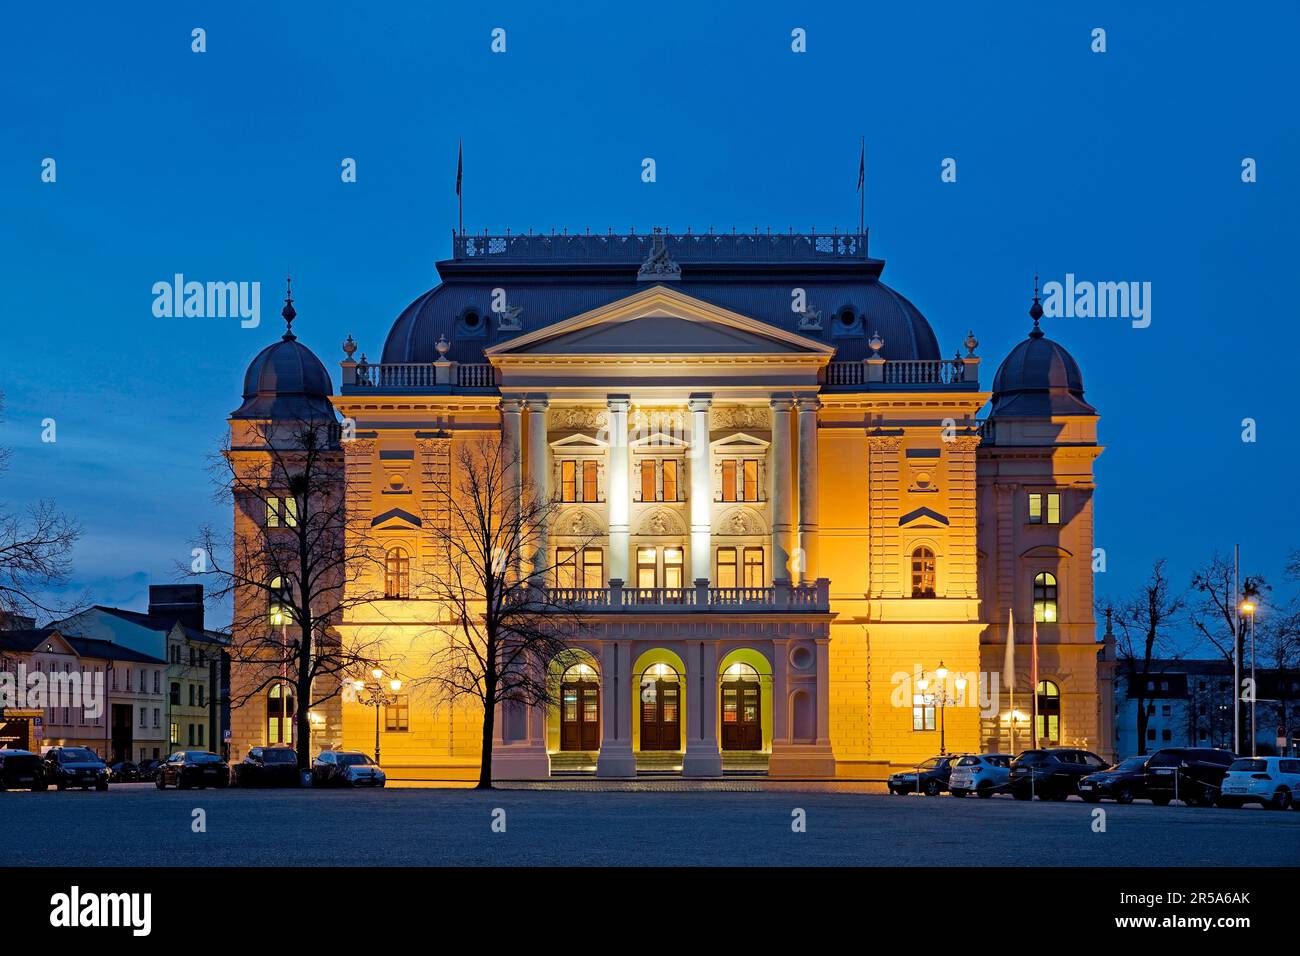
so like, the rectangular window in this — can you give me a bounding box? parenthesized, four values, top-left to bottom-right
(742, 459, 759, 502)
(153, 708, 160, 729)
(140, 707, 147, 727)
(199, 686, 206, 708)
(266, 496, 299, 528)
(636, 547, 658, 590)
(170, 723, 179, 745)
(721, 460, 738, 502)
(582, 460, 598, 502)
(556, 547, 577, 589)
(385, 695, 410, 732)
(1029, 492, 1061, 524)
(561, 461, 577, 502)
(189, 684, 196, 707)
(582, 548, 603, 589)
(663, 547, 684, 590)
(154, 671, 161, 694)
(716, 547, 738, 588)
(640, 460, 657, 502)
(198, 724, 204, 745)
(662, 459, 678, 501)
(913, 694, 936, 731)
(742, 548, 764, 588)
(170, 682, 180, 706)
(188, 724, 195, 746)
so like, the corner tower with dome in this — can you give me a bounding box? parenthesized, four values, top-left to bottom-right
(227, 232, 1110, 780)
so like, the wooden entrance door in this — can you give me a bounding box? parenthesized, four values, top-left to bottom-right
(560, 680, 599, 751)
(721, 679, 762, 750)
(639, 672, 681, 751)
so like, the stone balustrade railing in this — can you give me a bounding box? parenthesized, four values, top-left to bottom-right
(824, 357, 980, 390)
(547, 578, 830, 612)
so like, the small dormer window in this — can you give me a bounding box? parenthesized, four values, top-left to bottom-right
(839, 308, 856, 328)
(463, 310, 481, 329)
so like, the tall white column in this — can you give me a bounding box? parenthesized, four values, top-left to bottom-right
(688, 395, 713, 583)
(769, 396, 794, 583)
(795, 395, 821, 584)
(499, 398, 524, 580)
(682, 640, 722, 777)
(596, 641, 635, 777)
(526, 397, 550, 581)
(606, 397, 631, 584)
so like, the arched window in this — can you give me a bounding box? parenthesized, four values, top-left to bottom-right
(722, 662, 759, 682)
(1035, 679, 1060, 744)
(268, 575, 292, 627)
(1033, 572, 1058, 623)
(385, 548, 410, 599)
(267, 683, 295, 745)
(911, 547, 936, 598)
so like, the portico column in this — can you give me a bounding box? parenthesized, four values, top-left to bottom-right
(526, 397, 550, 582)
(683, 640, 722, 777)
(499, 398, 525, 579)
(769, 396, 794, 583)
(688, 395, 713, 583)
(596, 641, 636, 777)
(606, 397, 631, 584)
(795, 395, 821, 584)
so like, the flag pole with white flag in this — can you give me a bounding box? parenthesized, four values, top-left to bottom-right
(1003, 608, 1016, 754)
(455, 139, 463, 237)
(856, 136, 865, 236)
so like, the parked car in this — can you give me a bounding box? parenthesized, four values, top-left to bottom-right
(1077, 755, 1154, 803)
(42, 746, 109, 791)
(1009, 748, 1109, 801)
(136, 759, 163, 782)
(311, 750, 387, 788)
(1142, 747, 1236, 807)
(109, 761, 140, 783)
(1216, 757, 1300, 810)
(0, 750, 47, 791)
(155, 751, 230, 790)
(231, 746, 300, 787)
(887, 755, 958, 796)
(948, 753, 1012, 798)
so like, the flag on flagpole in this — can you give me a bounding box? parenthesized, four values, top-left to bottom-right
(856, 138, 865, 192)
(456, 139, 463, 197)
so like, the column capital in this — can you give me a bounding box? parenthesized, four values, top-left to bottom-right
(769, 395, 795, 412)
(795, 394, 822, 412)
(606, 395, 631, 414)
(526, 395, 550, 411)
(499, 396, 525, 413)
(688, 394, 713, 413)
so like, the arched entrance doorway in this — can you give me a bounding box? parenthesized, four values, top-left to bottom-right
(559, 662, 600, 751)
(720, 661, 762, 751)
(639, 662, 681, 751)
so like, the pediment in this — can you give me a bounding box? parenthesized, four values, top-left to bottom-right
(372, 507, 422, 529)
(711, 431, 770, 452)
(551, 433, 609, 451)
(630, 431, 690, 451)
(1020, 545, 1073, 559)
(485, 286, 835, 358)
(899, 506, 949, 528)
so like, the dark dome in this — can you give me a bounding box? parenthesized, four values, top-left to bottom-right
(231, 290, 336, 423)
(990, 301, 1094, 418)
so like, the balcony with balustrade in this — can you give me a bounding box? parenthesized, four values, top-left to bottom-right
(546, 578, 831, 614)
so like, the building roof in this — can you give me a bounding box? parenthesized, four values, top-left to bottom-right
(0, 628, 165, 664)
(989, 291, 1095, 418)
(91, 607, 227, 646)
(231, 283, 336, 421)
(379, 231, 944, 365)
(0, 629, 60, 654)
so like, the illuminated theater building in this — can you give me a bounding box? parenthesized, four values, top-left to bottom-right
(227, 229, 1112, 779)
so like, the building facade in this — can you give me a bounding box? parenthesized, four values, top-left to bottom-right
(227, 230, 1109, 778)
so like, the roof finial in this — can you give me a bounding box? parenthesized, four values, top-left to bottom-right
(1028, 273, 1044, 338)
(282, 273, 297, 340)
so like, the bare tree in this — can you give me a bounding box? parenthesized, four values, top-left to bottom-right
(0, 391, 81, 622)
(1101, 559, 1187, 755)
(194, 418, 385, 771)
(416, 436, 590, 789)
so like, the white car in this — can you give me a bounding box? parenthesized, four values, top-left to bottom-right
(1217, 757, 1300, 810)
(948, 753, 1012, 798)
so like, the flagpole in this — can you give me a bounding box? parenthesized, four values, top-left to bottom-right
(456, 138, 464, 237)
(858, 136, 865, 237)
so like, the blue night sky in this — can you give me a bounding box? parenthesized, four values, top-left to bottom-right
(2, 1, 1296, 629)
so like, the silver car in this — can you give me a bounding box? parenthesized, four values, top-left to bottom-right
(948, 753, 1012, 798)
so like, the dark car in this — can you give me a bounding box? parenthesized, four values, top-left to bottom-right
(42, 746, 109, 791)
(231, 746, 300, 787)
(1141, 747, 1236, 806)
(1009, 748, 1109, 801)
(311, 751, 387, 788)
(109, 761, 140, 783)
(887, 755, 958, 796)
(1077, 755, 1152, 803)
(155, 751, 229, 790)
(137, 759, 163, 782)
(0, 750, 47, 791)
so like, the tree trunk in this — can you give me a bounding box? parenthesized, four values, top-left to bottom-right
(1135, 694, 1149, 755)
(477, 692, 495, 789)
(296, 624, 312, 773)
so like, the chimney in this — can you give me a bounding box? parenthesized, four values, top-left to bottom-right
(148, 584, 205, 632)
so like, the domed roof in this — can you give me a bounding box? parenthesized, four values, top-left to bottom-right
(231, 287, 336, 421)
(989, 292, 1095, 418)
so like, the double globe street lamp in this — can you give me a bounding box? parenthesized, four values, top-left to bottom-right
(917, 662, 968, 756)
(351, 668, 402, 766)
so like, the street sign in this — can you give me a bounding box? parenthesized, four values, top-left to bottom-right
(223, 729, 232, 741)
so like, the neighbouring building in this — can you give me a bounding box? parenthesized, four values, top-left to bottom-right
(52, 585, 229, 760)
(227, 228, 1110, 778)
(1114, 658, 1299, 758)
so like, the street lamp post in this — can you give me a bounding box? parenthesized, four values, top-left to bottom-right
(1240, 584, 1259, 758)
(920, 662, 967, 756)
(352, 668, 402, 766)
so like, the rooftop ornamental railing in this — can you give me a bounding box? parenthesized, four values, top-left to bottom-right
(451, 229, 870, 263)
